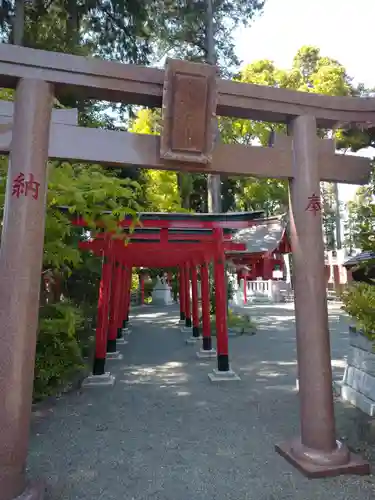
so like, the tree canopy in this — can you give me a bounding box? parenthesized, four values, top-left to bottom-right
(129, 45, 367, 235)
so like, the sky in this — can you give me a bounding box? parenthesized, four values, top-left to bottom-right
(233, 0, 375, 203)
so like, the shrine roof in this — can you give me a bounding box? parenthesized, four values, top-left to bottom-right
(230, 216, 288, 255)
(121, 210, 265, 229)
(63, 207, 266, 231)
(344, 251, 375, 268)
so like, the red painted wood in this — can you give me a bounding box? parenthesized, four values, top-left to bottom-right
(200, 262, 211, 340)
(191, 265, 199, 328)
(179, 267, 185, 317)
(184, 263, 191, 321)
(213, 228, 229, 357)
(108, 261, 120, 341)
(95, 240, 113, 359)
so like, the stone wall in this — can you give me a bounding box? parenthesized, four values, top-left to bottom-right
(335, 326, 375, 416)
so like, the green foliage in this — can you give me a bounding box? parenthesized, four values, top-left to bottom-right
(341, 283, 375, 342)
(34, 302, 86, 401)
(1, 0, 153, 63)
(129, 109, 192, 211)
(129, 46, 364, 216)
(219, 45, 361, 219)
(149, 0, 264, 73)
(344, 167, 375, 252)
(0, 158, 142, 272)
(210, 310, 255, 335)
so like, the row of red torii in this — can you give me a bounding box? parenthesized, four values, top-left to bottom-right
(76, 211, 276, 380)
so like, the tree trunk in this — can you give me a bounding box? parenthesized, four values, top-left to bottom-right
(206, 0, 222, 213)
(333, 182, 342, 249)
(12, 0, 25, 45)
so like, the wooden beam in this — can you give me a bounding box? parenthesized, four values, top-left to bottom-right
(0, 123, 370, 184)
(0, 99, 78, 126)
(161, 59, 217, 164)
(0, 44, 374, 127)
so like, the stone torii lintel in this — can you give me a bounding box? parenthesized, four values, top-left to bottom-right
(268, 131, 371, 184)
(0, 123, 370, 185)
(269, 130, 336, 155)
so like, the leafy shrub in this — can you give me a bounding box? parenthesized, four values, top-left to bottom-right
(341, 283, 375, 342)
(34, 302, 86, 401)
(210, 310, 255, 335)
(143, 280, 154, 300)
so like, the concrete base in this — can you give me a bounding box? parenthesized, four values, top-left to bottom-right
(275, 441, 370, 479)
(14, 482, 45, 500)
(122, 327, 130, 335)
(180, 327, 192, 334)
(81, 372, 115, 388)
(116, 338, 128, 345)
(185, 336, 203, 345)
(208, 368, 241, 382)
(178, 319, 185, 325)
(334, 380, 375, 416)
(196, 348, 217, 359)
(106, 351, 123, 360)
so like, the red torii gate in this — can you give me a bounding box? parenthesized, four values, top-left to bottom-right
(78, 221, 249, 380)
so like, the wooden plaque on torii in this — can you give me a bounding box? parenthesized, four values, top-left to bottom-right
(160, 58, 217, 165)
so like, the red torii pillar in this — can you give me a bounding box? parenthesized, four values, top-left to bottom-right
(120, 266, 130, 330)
(82, 240, 116, 387)
(191, 264, 200, 338)
(115, 262, 127, 339)
(123, 266, 132, 327)
(208, 229, 240, 381)
(186, 262, 201, 343)
(184, 263, 192, 329)
(197, 259, 216, 358)
(107, 260, 126, 356)
(107, 260, 120, 353)
(179, 266, 186, 323)
(93, 248, 113, 374)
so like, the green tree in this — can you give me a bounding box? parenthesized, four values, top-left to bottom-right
(149, 0, 265, 73)
(220, 46, 361, 223)
(344, 169, 375, 252)
(0, 0, 152, 62)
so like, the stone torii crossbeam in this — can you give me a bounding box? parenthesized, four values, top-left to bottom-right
(0, 44, 374, 499)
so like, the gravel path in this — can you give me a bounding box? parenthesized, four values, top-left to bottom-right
(28, 303, 375, 499)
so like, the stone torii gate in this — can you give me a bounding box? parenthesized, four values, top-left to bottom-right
(0, 45, 374, 498)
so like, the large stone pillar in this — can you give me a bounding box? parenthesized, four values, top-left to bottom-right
(275, 115, 369, 477)
(0, 79, 53, 499)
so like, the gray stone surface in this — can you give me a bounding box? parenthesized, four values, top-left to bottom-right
(348, 346, 375, 377)
(335, 381, 375, 417)
(81, 372, 115, 388)
(349, 329, 374, 352)
(208, 368, 241, 382)
(343, 366, 375, 403)
(27, 302, 375, 499)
